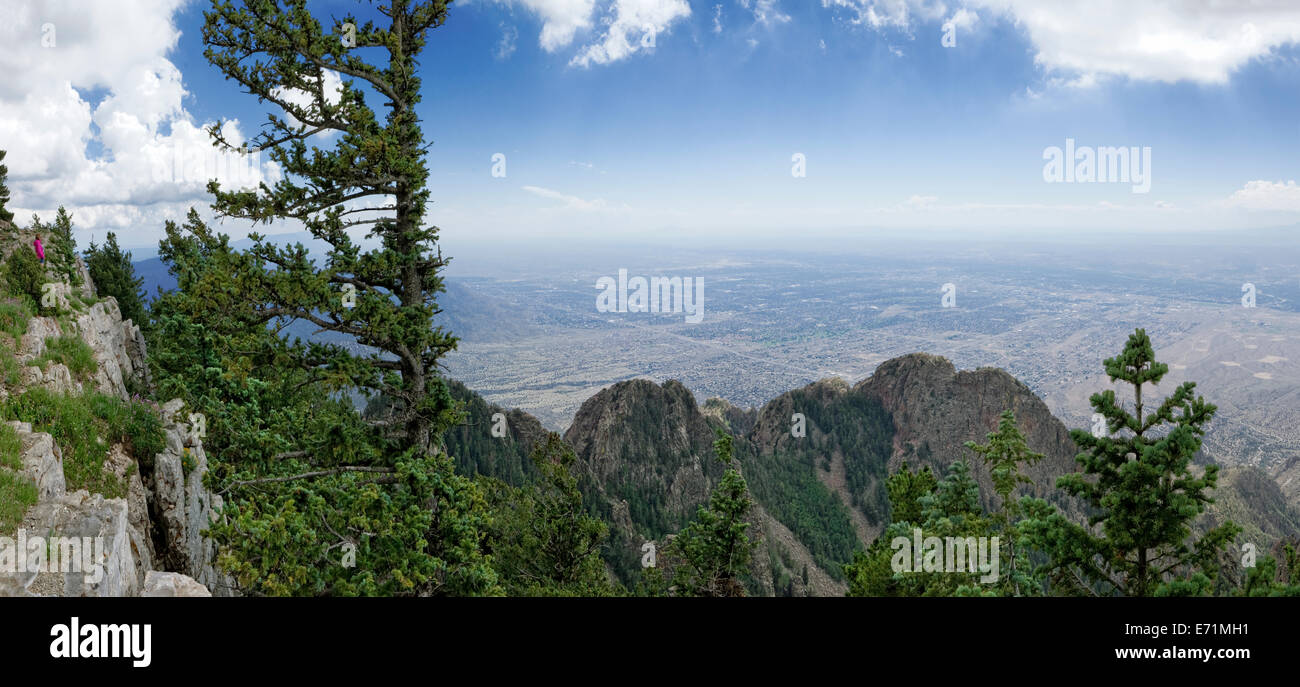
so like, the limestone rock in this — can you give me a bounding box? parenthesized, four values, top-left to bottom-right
(75, 299, 137, 399)
(9, 421, 65, 500)
(148, 399, 231, 596)
(142, 571, 212, 597)
(20, 490, 138, 597)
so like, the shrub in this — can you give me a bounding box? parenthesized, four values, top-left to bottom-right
(3, 242, 44, 310)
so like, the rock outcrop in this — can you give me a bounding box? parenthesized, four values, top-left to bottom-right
(74, 298, 150, 398)
(0, 256, 223, 597)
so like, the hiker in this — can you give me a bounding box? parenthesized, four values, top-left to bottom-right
(33, 233, 44, 264)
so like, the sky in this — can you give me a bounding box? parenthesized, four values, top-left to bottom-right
(2, 0, 1300, 254)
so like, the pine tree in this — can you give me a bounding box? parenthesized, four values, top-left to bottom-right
(201, 0, 459, 457)
(964, 409, 1044, 595)
(845, 463, 935, 596)
(667, 430, 756, 596)
(151, 210, 498, 595)
(84, 232, 146, 325)
(0, 150, 14, 224)
(482, 433, 615, 596)
(1021, 328, 1240, 596)
(163, 0, 498, 595)
(845, 461, 998, 597)
(50, 206, 81, 286)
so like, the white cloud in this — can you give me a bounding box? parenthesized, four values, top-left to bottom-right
(1225, 180, 1300, 211)
(820, 0, 947, 32)
(523, 185, 605, 210)
(488, 0, 690, 67)
(496, 23, 520, 59)
(0, 0, 281, 248)
(569, 0, 692, 67)
(496, 0, 598, 52)
(713, 4, 724, 34)
(947, 7, 977, 31)
(821, 0, 1300, 84)
(740, 0, 791, 27)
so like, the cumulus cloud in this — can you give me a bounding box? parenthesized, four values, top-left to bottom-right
(0, 0, 278, 247)
(569, 0, 692, 67)
(1225, 180, 1300, 211)
(820, 0, 1300, 84)
(487, 0, 690, 67)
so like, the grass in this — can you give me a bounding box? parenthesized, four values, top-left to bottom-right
(0, 423, 21, 470)
(0, 341, 22, 387)
(0, 423, 36, 532)
(2, 389, 167, 498)
(36, 334, 97, 380)
(0, 299, 32, 344)
(0, 470, 37, 532)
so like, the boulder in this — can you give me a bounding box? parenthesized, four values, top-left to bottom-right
(142, 571, 211, 597)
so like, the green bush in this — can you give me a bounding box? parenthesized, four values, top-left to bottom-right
(3, 244, 44, 310)
(37, 335, 96, 380)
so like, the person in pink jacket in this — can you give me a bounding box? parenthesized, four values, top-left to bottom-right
(33, 233, 44, 264)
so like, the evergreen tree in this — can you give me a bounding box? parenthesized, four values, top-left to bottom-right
(50, 206, 81, 286)
(964, 409, 1044, 595)
(667, 430, 756, 596)
(84, 232, 146, 325)
(845, 461, 998, 597)
(1021, 328, 1240, 596)
(482, 433, 615, 596)
(845, 463, 937, 596)
(151, 210, 498, 595)
(0, 150, 13, 224)
(189, 1, 498, 594)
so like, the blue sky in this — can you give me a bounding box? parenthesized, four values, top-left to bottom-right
(3, 0, 1300, 251)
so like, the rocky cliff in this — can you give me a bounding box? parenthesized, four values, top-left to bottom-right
(0, 241, 225, 597)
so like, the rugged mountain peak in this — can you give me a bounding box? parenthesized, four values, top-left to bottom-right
(855, 352, 1081, 516)
(563, 378, 717, 478)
